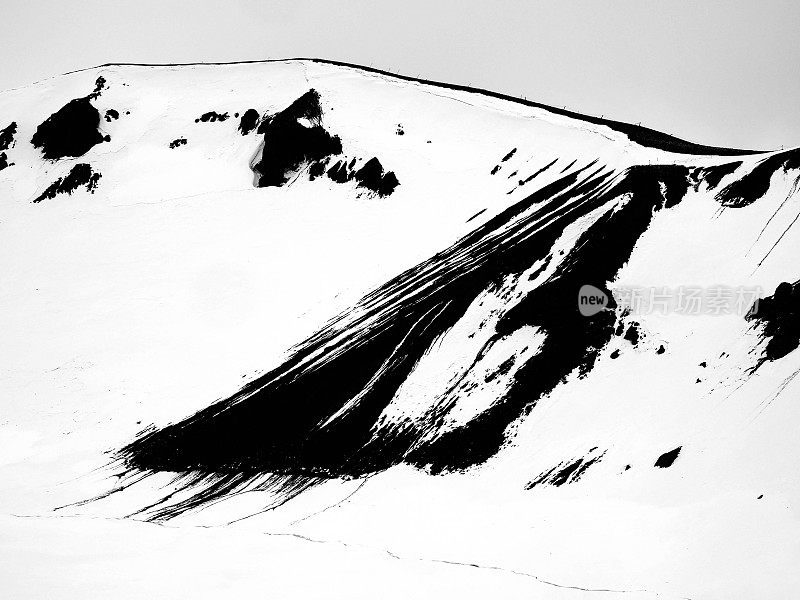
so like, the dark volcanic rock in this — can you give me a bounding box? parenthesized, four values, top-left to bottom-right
(169, 137, 187, 149)
(0, 122, 16, 150)
(196, 111, 229, 123)
(33, 163, 101, 203)
(654, 447, 681, 468)
(353, 157, 400, 197)
(253, 90, 343, 187)
(238, 108, 259, 135)
(31, 97, 105, 160)
(104, 109, 119, 122)
(89, 76, 106, 99)
(716, 149, 800, 208)
(308, 159, 327, 181)
(326, 159, 350, 183)
(700, 161, 741, 190)
(746, 280, 800, 366)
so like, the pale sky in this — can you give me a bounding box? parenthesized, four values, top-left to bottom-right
(3, 0, 799, 150)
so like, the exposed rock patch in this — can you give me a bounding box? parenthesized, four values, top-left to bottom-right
(196, 111, 229, 123)
(746, 280, 800, 366)
(33, 163, 101, 203)
(252, 90, 342, 187)
(31, 97, 106, 160)
(352, 157, 400, 197)
(0, 122, 16, 150)
(238, 108, 259, 135)
(654, 446, 681, 468)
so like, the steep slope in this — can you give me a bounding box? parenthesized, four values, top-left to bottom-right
(1, 60, 799, 599)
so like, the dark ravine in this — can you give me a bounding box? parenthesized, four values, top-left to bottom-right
(114, 160, 705, 520)
(697, 161, 741, 190)
(408, 165, 691, 474)
(716, 148, 800, 207)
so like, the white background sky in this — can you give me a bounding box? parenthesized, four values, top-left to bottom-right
(3, 0, 799, 150)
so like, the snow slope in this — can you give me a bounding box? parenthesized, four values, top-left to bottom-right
(1, 59, 799, 599)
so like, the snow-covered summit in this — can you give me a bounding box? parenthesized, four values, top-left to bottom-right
(1, 59, 799, 599)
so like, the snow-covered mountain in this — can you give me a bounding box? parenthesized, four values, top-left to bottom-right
(1, 59, 799, 599)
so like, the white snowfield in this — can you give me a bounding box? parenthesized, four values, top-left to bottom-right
(0, 59, 798, 599)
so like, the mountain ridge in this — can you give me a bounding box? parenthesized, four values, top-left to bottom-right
(7, 57, 771, 157)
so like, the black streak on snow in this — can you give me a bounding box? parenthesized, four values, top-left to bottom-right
(409, 165, 692, 474)
(484, 356, 515, 384)
(466, 208, 487, 223)
(117, 163, 692, 519)
(169, 138, 187, 149)
(520, 159, 558, 187)
(33, 163, 101, 203)
(501, 148, 517, 162)
(654, 447, 681, 468)
(527, 451, 605, 488)
(746, 280, 800, 367)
